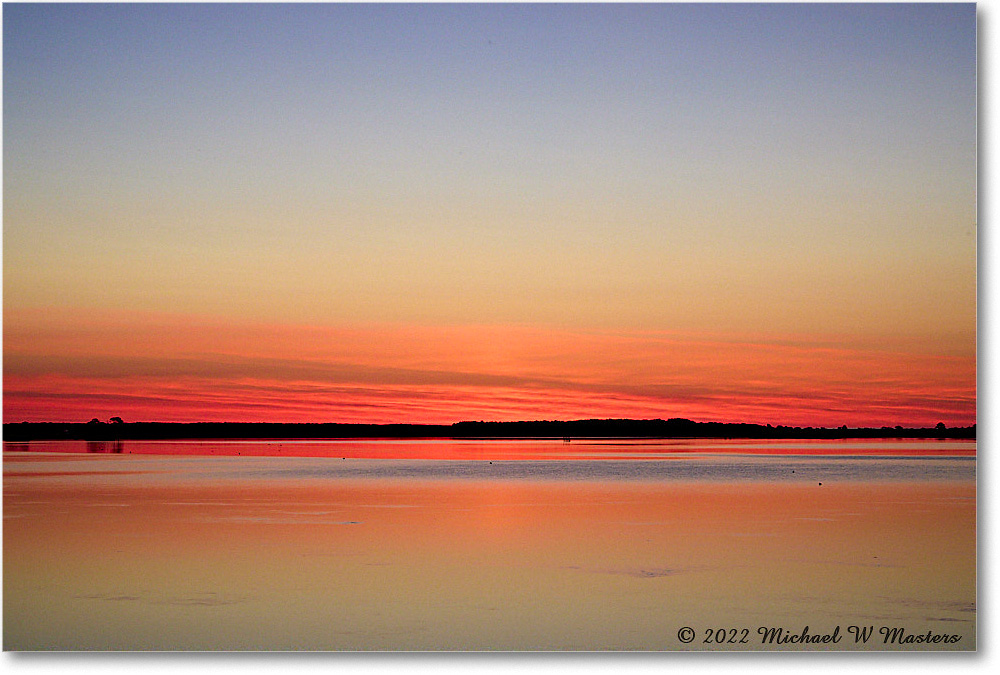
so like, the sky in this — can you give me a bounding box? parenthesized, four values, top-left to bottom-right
(2, 3, 977, 426)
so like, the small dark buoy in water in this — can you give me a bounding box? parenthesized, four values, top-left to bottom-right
(489, 461, 493, 464)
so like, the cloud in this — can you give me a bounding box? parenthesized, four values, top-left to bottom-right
(2, 309, 976, 426)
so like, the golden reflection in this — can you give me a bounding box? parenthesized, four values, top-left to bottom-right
(3, 456, 975, 650)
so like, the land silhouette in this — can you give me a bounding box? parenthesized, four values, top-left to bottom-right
(1, 418, 975, 442)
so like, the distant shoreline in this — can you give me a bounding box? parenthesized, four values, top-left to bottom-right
(1, 419, 976, 442)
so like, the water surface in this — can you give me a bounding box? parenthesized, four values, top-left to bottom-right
(3, 439, 976, 650)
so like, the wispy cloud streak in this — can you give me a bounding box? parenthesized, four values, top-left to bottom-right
(3, 309, 975, 427)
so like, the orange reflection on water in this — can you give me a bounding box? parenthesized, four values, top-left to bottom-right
(3, 453, 975, 650)
(3, 437, 977, 459)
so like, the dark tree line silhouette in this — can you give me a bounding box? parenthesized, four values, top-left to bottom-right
(1, 417, 976, 442)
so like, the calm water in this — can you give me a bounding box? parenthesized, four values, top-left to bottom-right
(3, 439, 976, 650)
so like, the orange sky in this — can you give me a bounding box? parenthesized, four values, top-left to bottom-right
(2, 5, 976, 428)
(2, 308, 975, 427)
